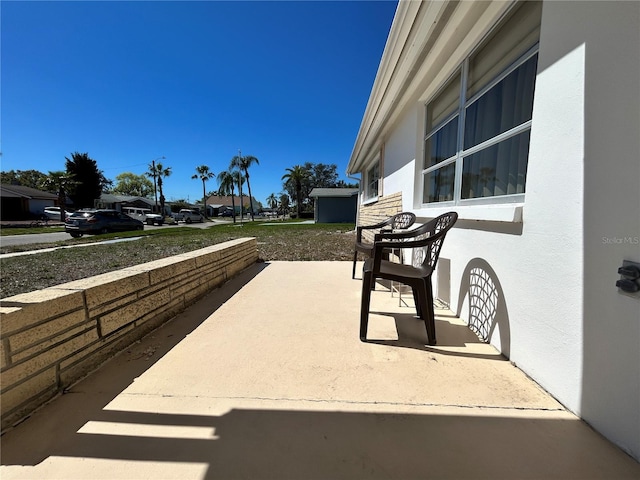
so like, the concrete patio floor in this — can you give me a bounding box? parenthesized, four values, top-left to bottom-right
(2, 261, 639, 479)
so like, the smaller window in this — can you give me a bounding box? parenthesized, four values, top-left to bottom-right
(365, 162, 380, 200)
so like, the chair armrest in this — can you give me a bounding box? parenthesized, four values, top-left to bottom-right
(374, 227, 418, 242)
(371, 229, 449, 264)
(358, 218, 393, 231)
(356, 218, 393, 242)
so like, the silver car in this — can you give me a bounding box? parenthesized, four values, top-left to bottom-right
(43, 206, 72, 221)
(65, 209, 144, 237)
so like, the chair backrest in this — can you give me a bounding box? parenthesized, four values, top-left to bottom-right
(391, 212, 416, 230)
(409, 212, 458, 269)
(359, 211, 416, 244)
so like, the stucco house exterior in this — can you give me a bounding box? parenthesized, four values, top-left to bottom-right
(96, 194, 157, 212)
(309, 188, 358, 223)
(347, 0, 639, 461)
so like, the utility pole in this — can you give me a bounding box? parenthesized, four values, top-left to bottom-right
(152, 159, 158, 211)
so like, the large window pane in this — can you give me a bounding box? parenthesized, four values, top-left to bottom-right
(425, 116, 458, 169)
(422, 1, 540, 205)
(423, 163, 456, 203)
(464, 54, 537, 149)
(461, 130, 530, 199)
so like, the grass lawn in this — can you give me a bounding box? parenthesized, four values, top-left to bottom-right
(1, 222, 356, 298)
(0, 226, 65, 235)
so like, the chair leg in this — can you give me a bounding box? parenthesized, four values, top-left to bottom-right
(360, 271, 374, 341)
(370, 260, 376, 290)
(424, 279, 437, 345)
(414, 285, 432, 345)
(412, 287, 422, 318)
(352, 251, 358, 279)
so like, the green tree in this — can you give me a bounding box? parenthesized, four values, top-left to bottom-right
(147, 162, 172, 215)
(217, 170, 238, 223)
(282, 162, 340, 211)
(281, 165, 309, 218)
(278, 193, 290, 217)
(112, 172, 154, 197)
(0, 169, 49, 189)
(230, 153, 259, 221)
(191, 165, 215, 217)
(101, 174, 114, 193)
(336, 179, 359, 188)
(41, 171, 77, 221)
(309, 162, 338, 187)
(65, 152, 104, 208)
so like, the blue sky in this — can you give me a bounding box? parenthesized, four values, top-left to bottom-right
(2, 0, 397, 206)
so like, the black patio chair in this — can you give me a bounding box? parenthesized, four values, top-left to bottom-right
(352, 212, 416, 279)
(359, 212, 458, 345)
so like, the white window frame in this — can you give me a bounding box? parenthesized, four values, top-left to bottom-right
(421, 3, 540, 210)
(363, 158, 381, 203)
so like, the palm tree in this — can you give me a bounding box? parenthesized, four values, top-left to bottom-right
(232, 169, 246, 221)
(146, 156, 165, 208)
(266, 193, 278, 210)
(230, 153, 259, 221)
(217, 170, 237, 223)
(192, 165, 215, 217)
(281, 165, 308, 218)
(147, 162, 172, 216)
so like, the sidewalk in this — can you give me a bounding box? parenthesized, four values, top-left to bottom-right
(2, 262, 638, 479)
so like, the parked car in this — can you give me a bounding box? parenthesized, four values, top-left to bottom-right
(65, 209, 144, 237)
(43, 206, 72, 221)
(121, 207, 164, 225)
(219, 209, 233, 217)
(172, 209, 205, 223)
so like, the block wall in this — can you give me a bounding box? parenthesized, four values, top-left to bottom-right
(0, 238, 258, 430)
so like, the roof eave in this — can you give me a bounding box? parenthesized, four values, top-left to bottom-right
(347, 1, 511, 175)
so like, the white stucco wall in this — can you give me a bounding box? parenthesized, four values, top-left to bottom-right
(551, 0, 640, 460)
(383, 109, 418, 212)
(377, 0, 639, 459)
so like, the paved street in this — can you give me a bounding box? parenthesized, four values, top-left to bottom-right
(0, 220, 221, 248)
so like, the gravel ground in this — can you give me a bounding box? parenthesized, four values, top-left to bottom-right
(1, 223, 357, 298)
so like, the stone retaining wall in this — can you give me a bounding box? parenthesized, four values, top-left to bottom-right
(0, 237, 258, 431)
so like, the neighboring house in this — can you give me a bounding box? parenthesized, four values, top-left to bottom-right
(347, 0, 640, 461)
(205, 195, 257, 216)
(96, 194, 160, 213)
(0, 183, 58, 220)
(309, 188, 358, 223)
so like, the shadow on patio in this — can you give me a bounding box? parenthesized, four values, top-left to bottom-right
(2, 262, 638, 479)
